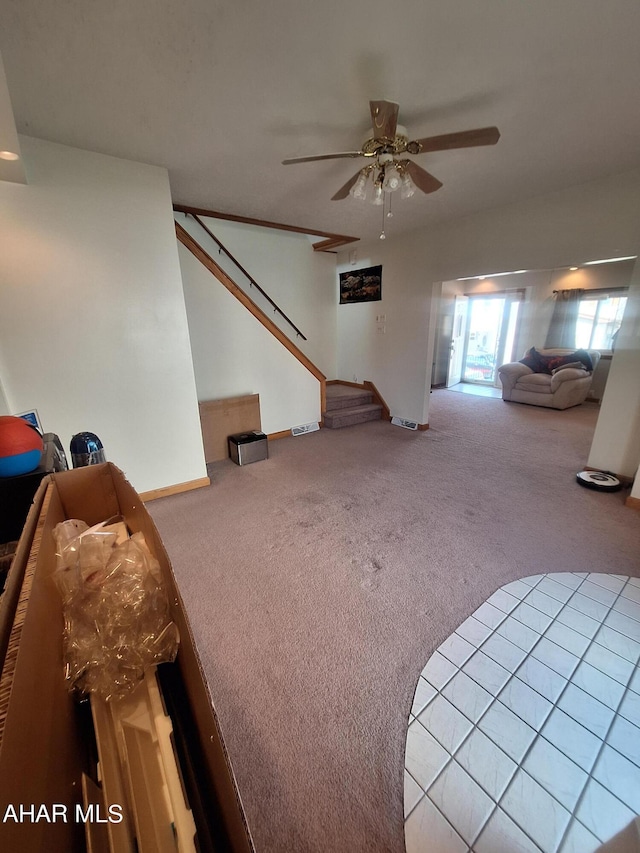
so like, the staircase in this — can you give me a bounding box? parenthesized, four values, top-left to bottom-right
(323, 383, 383, 429)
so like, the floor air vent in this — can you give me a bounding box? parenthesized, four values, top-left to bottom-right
(391, 417, 418, 430)
(291, 422, 320, 437)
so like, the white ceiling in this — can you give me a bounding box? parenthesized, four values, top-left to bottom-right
(2, 0, 640, 242)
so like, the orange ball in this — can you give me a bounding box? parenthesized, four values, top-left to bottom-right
(0, 416, 44, 477)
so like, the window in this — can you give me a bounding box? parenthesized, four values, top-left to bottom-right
(575, 292, 627, 350)
(461, 291, 523, 384)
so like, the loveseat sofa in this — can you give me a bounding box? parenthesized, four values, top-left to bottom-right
(498, 347, 600, 410)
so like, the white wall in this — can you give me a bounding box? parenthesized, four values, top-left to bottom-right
(176, 213, 337, 379)
(337, 239, 434, 424)
(430, 169, 640, 282)
(0, 136, 206, 493)
(631, 462, 640, 503)
(588, 263, 640, 478)
(0, 341, 10, 415)
(178, 243, 321, 433)
(337, 168, 640, 427)
(0, 379, 9, 415)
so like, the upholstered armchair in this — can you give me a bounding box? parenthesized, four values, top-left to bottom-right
(498, 347, 600, 410)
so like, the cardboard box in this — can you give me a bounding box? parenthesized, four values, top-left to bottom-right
(199, 395, 261, 463)
(0, 463, 254, 853)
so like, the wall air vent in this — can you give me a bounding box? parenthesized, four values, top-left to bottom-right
(291, 422, 320, 437)
(391, 417, 418, 431)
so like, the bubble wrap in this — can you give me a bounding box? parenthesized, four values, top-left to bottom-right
(53, 520, 179, 701)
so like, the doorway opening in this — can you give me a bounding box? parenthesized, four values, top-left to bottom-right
(463, 293, 522, 384)
(446, 291, 522, 388)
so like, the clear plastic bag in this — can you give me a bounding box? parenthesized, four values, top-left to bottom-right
(53, 519, 179, 701)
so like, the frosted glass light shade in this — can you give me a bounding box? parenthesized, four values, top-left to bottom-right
(401, 172, 416, 199)
(383, 166, 402, 193)
(349, 171, 368, 201)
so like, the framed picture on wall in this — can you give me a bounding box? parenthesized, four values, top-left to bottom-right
(16, 409, 43, 433)
(339, 265, 382, 304)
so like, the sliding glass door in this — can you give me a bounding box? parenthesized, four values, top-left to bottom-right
(462, 293, 522, 385)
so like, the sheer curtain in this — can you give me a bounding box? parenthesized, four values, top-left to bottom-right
(545, 288, 584, 348)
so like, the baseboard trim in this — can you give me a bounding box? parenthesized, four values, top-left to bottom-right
(417, 423, 430, 431)
(141, 476, 211, 502)
(267, 430, 291, 441)
(625, 496, 640, 511)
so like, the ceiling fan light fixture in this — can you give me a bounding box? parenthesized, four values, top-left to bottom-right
(282, 100, 500, 226)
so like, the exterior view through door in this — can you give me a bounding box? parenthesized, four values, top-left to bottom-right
(447, 292, 522, 387)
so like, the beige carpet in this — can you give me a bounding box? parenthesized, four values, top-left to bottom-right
(149, 392, 640, 853)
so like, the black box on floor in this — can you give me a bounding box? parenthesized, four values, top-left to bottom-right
(0, 465, 48, 544)
(228, 431, 268, 466)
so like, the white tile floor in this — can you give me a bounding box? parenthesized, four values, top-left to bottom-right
(404, 572, 640, 853)
(445, 383, 503, 399)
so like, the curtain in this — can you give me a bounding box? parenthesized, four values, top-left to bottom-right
(545, 288, 584, 348)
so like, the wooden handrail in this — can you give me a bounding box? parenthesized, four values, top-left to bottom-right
(189, 214, 307, 340)
(176, 222, 327, 393)
(173, 203, 359, 253)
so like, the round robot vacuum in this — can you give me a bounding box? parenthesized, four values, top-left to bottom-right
(576, 470, 622, 492)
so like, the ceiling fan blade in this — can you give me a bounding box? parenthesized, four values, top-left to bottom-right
(331, 170, 363, 201)
(370, 100, 399, 140)
(404, 160, 443, 194)
(411, 126, 500, 153)
(282, 152, 363, 165)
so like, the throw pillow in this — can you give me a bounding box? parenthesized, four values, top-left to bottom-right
(573, 349, 594, 371)
(546, 350, 594, 374)
(519, 348, 594, 374)
(547, 354, 577, 372)
(519, 347, 547, 372)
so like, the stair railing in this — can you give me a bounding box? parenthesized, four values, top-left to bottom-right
(186, 213, 307, 341)
(175, 220, 326, 416)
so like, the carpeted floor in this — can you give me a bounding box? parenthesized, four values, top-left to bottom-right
(148, 391, 640, 853)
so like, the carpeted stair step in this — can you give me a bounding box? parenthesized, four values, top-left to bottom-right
(323, 403, 383, 429)
(325, 384, 373, 412)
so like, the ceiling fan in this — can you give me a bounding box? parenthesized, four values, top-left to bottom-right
(282, 100, 500, 203)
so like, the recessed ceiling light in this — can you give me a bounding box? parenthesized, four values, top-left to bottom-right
(582, 255, 637, 266)
(456, 269, 528, 282)
(0, 150, 19, 161)
(569, 266, 579, 271)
